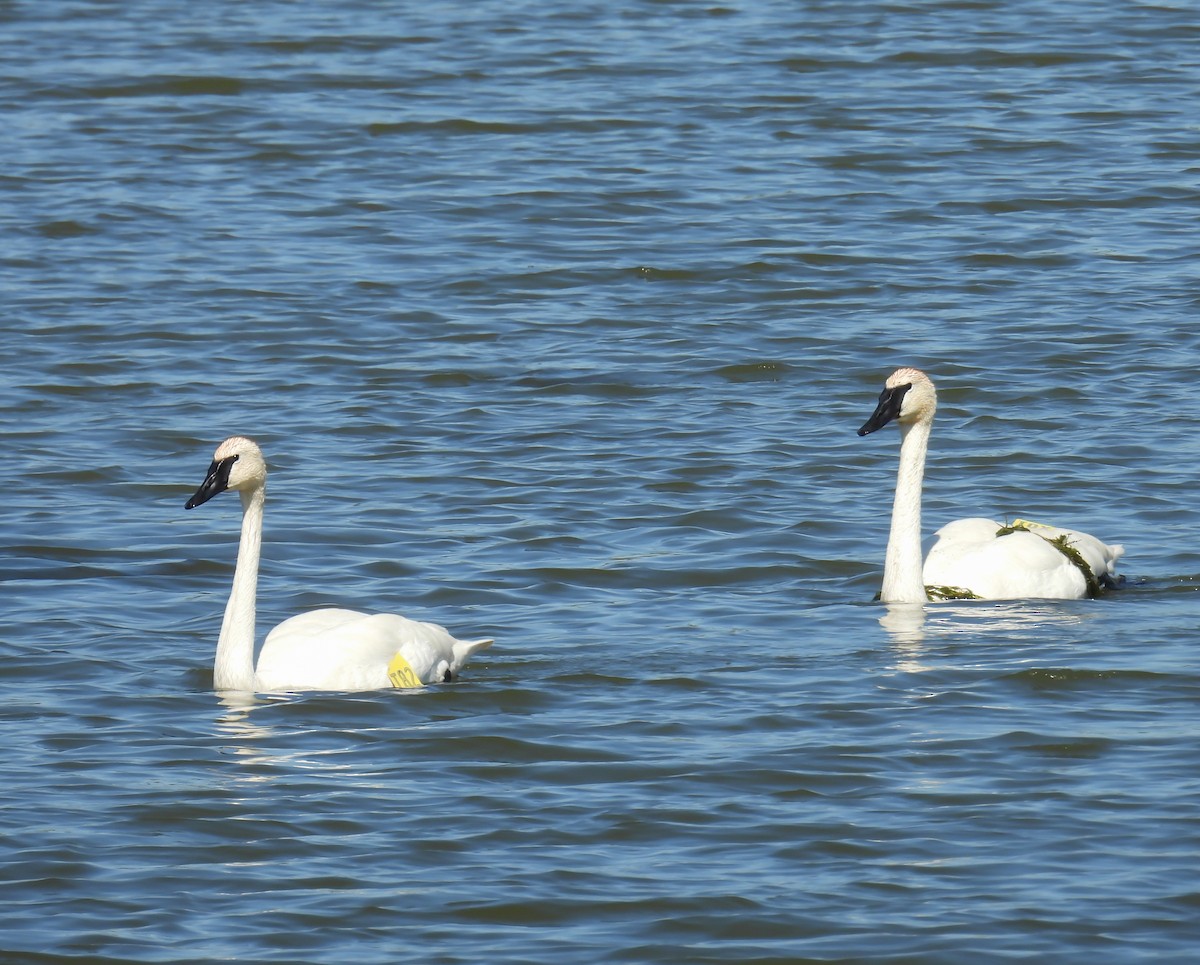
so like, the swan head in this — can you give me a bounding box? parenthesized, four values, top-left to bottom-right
(858, 367, 937, 436)
(185, 436, 267, 509)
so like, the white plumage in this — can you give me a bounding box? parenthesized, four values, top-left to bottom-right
(858, 368, 1123, 603)
(185, 436, 492, 693)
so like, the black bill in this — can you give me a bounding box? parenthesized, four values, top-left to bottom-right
(185, 455, 238, 509)
(857, 382, 912, 436)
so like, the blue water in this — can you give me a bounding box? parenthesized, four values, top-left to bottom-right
(4, 1, 1200, 962)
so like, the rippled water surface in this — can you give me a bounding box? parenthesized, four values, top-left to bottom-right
(4, 1, 1200, 962)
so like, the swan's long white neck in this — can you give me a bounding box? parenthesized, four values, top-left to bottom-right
(881, 418, 930, 604)
(214, 485, 263, 691)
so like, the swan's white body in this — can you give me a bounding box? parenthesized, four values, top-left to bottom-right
(858, 368, 1123, 604)
(186, 436, 492, 693)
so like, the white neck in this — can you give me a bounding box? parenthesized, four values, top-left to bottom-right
(880, 418, 930, 604)
(214, 485, 263, 691)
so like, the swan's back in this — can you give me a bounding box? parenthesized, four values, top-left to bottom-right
(256, 608, 493, 692)
(924, 518, 1123, 600)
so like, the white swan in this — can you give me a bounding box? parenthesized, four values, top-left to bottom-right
(857, 367, 1123, 603)
(185, 435, 493, 692)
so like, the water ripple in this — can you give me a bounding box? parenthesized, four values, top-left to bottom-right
(4, 0, 1200, 962)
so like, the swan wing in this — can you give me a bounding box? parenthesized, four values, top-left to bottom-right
(924, 518, 1122, 600)
(256, 608, 493, 692)
(1009, 520, 1124, 582)
(921, 520, 1084, 595)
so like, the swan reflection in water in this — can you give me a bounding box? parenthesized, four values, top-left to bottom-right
(212, 692, 290, 778)
(878, 599, 1103, 674)
(213, 690, 424, 780)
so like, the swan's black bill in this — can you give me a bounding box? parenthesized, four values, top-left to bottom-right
(185, 455, 238, 509)
(858, 382, 912, 436)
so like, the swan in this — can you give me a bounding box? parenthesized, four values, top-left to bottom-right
(184, 435, 493, 692)
(857, 367, 1123, 603)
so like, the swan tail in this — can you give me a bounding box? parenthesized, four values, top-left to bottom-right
(454, 637, 494, 663)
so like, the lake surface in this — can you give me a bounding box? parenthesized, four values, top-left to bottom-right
(4, 1, 1200, 962)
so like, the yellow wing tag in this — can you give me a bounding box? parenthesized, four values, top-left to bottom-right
(387, 652, 423, 689)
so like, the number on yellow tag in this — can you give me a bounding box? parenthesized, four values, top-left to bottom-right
(387, 652, 422, 689)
